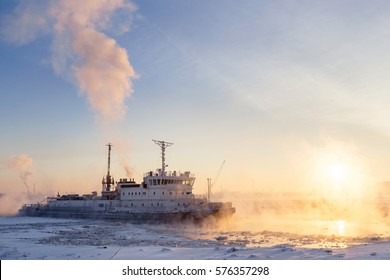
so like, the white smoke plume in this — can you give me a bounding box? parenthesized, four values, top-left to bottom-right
(5, 154, 34, 195)
(1, 0, 137, 121)
(1, 155, 49, 215)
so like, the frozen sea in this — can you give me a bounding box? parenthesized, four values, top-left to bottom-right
(1, 213, 390, 260)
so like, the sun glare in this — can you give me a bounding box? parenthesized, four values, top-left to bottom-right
(327, 163, 347, 184)
(337, 219, 346, 236)
(308, 145, 371, 208)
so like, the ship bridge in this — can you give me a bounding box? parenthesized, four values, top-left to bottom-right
(142, 140, 196, 188)
(144, 171, 195, 188)
(143, 170, 195, 187)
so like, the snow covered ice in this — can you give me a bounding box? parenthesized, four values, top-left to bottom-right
(1, 215, 390, 260)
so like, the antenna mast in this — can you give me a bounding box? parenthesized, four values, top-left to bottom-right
(107, 143, 112, 176)
(153, 139, 173, 175)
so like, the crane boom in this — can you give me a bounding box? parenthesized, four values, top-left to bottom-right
(207, 160, 225, 202)
(213, 160, 225, 187)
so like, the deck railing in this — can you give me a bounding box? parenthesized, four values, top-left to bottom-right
(144, 170, 195, 178)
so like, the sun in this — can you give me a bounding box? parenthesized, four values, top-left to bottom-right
(327, 163, 348, 184)
(309, 149, 367, 199)
(306, 143, 372, 219)
(321, 158, 367, 201)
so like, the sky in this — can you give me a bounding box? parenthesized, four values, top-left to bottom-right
(2, 0, 390, 199)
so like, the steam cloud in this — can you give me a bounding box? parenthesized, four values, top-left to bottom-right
(5, 154, 34, 194)
(2, 155, 48, 215)
(1, 0, 137, 121)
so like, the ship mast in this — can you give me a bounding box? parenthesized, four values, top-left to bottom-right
(102, 143, 114, 192)
(153, 140, 173, 176)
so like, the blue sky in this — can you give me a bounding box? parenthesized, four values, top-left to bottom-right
(2, 0, 390, 198)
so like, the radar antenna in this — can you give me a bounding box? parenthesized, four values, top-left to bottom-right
(153, 139, 173, 176)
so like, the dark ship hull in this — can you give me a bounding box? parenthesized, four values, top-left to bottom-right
(19, 203, 235, 223)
